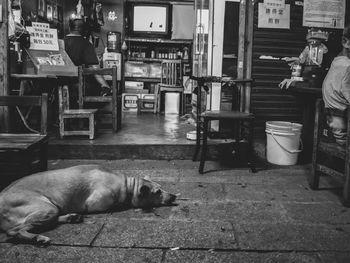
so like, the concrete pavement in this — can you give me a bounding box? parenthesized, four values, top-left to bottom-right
(0, 159, 349, 262)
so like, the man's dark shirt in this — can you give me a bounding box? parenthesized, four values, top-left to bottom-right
(64, 35, 99, 66)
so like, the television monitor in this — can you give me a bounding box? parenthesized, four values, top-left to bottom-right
(130, 3, 171, 38)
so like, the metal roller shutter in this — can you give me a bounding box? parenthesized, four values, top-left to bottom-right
(251, 0, 307, 138)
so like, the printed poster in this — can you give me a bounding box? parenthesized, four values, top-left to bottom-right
(258, 0, 290, 29)
(303, 0, 345, 29)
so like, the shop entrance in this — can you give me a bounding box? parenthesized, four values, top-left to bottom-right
(1, 0, 253, 160)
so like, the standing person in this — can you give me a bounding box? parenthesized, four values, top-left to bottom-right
(322, 25, 350, 145)
(64, 18, 111, 96)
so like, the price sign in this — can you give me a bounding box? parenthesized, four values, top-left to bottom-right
(27, 22, 59, 51)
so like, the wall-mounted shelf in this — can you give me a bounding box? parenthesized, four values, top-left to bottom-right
(128, 58, 162, 62)
(127, 57, 190, 63)
(125, 37, 192, 45)
(123, 36, 193, 98)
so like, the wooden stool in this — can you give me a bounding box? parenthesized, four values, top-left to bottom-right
(59, 86, 97, 140)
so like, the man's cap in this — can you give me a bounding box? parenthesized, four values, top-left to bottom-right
(69, 18, 85, 31)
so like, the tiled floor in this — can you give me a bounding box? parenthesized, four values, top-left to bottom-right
(0, 159, 349, 262)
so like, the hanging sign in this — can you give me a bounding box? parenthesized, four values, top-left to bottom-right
(26, 22, 59, 51)
(258, 0, 290, 29)
(303, 0, 345, 29)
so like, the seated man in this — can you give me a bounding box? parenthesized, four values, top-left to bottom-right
(322, 25, 350, 145)
(65, 18, 111, 97)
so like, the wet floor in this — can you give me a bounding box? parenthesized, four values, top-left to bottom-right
(47, 112, 239, 160)
(50, 112, 197, 145)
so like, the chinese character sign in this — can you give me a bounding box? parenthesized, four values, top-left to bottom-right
(26, 23, 59, 51)
(258, 0, 290, 29)
(303, 0, 345, 29)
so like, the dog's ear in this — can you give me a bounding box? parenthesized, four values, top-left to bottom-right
(139, 185, 150, 197)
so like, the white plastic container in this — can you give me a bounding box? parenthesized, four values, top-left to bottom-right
(165, 93, 180, 114)
(265, 121, 303, 165)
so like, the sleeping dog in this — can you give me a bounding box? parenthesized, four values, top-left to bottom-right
(0, 165, 176, 245)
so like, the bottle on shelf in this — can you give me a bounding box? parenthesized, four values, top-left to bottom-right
(177, 49, 183, 59)
(183, 47, 189, 60)
(168, 50, 172, 59)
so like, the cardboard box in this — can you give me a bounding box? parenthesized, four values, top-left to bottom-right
(125, 81, 144, 90)
(138, 94, 156, 113)
(142, 94, 156, 100)
(122, 93, 140, 112)
(149, 63, 161, 78)
(124, 62, 149, 78)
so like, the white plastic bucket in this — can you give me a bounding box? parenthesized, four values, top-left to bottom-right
(265, 121, 303, 165)
(165, 93, 180, 114)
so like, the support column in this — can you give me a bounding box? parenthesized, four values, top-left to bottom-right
(0, 0, 9, 131)
(244, 0, 254, 113)
(237, 0, 247, 80)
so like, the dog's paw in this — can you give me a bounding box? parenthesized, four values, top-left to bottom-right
(58, 213, 84, 224)
(35, 235, 51, 247)
(67, 214, 84, 224)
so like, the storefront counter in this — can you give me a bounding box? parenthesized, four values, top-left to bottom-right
(286, 80, 322, 163)
(288, 80, 322, 96)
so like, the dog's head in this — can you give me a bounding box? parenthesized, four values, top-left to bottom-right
(131, 178, 177, 208)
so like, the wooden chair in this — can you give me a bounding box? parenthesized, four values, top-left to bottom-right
(156, 60, 184, 114)
(78, 66, 121, 132)
(58, 86, 98, 140)
(310, 99, 350, 206)
(191, 76, 256, 174)
(0, 94, 48, 188)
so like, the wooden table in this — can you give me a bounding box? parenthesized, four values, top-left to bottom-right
(0, 133, 48, 188)
(286, 81, 322, 163)
(11, 74, 58, 95)
(11, 74, 57, 79)
(10, 74, 78, 130)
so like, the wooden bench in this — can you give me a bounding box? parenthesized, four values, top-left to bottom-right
(0, 94, 48, 189)
(310, 99, 350, 206)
